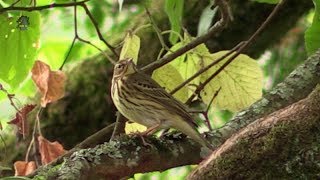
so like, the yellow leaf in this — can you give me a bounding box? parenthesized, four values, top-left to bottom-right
(152, 64, 189, 102)
(153, 33, 210, 102)
(119, 33, 140, 63)
(125, 122, 147, 134)
(201, 51, 263, 112)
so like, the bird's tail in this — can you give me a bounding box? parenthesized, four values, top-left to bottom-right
(172, 118, 213, 150)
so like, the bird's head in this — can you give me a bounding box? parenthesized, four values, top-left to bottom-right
(113, 58, 138, 78)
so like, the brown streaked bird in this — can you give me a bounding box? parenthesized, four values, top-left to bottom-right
(111, 58, 213, 149)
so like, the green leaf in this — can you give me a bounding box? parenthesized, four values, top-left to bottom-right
(16, 77, 36, 97)
(165, 0, 184, 44)
(2, 0, 29, 6)
(305, 0, 320, 55)
(155, 33, 211, 101)
(38, 38, 71, 69)
(118, 0, 124, 11)
(37, 0, 54, 5)
(201, 51, 263, 112)
(152, 64, 189, 102)
(197, 4, 218, 36)
(119, 33, 140, 63)
(0, 12, 40, 89)
(251, 0, 280, 4)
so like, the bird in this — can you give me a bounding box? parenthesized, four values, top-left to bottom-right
(111, 58, 213, 149)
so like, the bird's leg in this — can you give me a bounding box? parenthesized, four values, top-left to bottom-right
(141, 123, 161, 136)
(138, 135, 152, 147)
(138, 122, 162, 147)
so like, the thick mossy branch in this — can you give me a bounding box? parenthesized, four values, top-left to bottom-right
(189, 85, 320, 179)
(42, 134, 204, 180)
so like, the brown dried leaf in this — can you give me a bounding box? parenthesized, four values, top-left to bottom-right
(38, 135, 66, 165)
(14, 161, 36, 176)
(31, 60, 66, 107)
(7, 104, 36, 136)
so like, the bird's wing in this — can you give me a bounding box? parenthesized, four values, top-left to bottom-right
(130, 72, 198, 127)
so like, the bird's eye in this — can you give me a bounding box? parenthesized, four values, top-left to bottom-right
(116, 64, 124, 69)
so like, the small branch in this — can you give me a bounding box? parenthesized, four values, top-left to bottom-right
(185, 0, 286, 104)
(145, 7, 171, 52)
(0, 0, 89, 13)
(110, 113, 127, 141)
(77, 37, 116, 64)
(203, 87, 221, 130)
(141, 0, 231, 73)
(81, 4, 119, 58)
(170, 42, 245, 95)
(0, 84, 21, 113)
(9, 0, 22, 7)
(60, 37, 77, 70)
(58, 2, 116, 69)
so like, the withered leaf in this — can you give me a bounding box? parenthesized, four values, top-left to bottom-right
(31, 60, 66, 107)
(8, 104, 36, 136)
(38, 135, 66, 165)
(14, 161, 36, 176)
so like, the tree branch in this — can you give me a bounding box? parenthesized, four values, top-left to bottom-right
(27, 123, 115, 177)
(0, 0, 89, 13)
(141, 0, 231, 73)
(189, 85, 320, 179)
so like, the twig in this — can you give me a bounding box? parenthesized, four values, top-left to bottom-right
(141, 0, 231, 73)
(77, 37, 116, 64)
(185, 0, 286, 104)
(25, 106, 41, 163)
(170, 41, 245, 95)
(145, 7, 171, 52)
(0, 0, 90, 13)
(0, 133, 7, 161)
(36, 107, 43, 137)
(81, 4, 119, 58)
(59, 3, 116, 69)
(202, 87, 221, 130)
(9, 0, 22, 7)
(110, 113, 127, 141)
(188, 88, 221, 130)
(25, 118, 37, 162)
(60, 37, 77, 70)
(0, 84, 21, 114)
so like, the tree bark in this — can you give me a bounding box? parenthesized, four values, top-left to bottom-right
(189, 85, 320, 179)
(32, 49, 320, 179)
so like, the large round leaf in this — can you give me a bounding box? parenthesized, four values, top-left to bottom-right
(201, 51, 263, 112)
